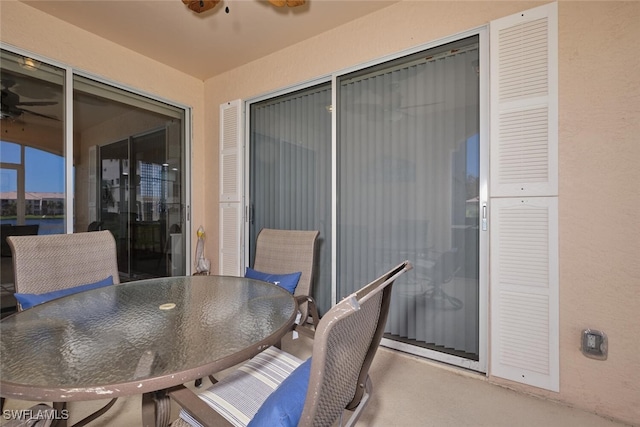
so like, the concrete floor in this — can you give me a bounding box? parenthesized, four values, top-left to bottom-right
(1, 336, 630, 427)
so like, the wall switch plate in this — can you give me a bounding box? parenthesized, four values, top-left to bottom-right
(581, 329, 607, 360)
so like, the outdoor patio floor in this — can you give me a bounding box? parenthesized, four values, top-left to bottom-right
(0, 335, 630, 427)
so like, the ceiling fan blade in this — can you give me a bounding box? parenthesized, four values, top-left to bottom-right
(182, 0, 219, 13)
(16, 101, 58, 107)
(21, 108, 60, 121)
(269, 0, 305, 7)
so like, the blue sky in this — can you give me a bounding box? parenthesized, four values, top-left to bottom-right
(0, 141, 65, 193)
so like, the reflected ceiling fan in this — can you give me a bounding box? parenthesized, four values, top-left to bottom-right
(350, 84, 443, 121)
(182, 0, 305, 13)
(1, 77, 60, 121)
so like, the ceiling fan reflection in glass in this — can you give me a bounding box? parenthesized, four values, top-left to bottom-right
(181, 0, 305, 14)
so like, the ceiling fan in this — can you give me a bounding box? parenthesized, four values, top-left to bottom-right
(1, 77, 59, 121)
(348, 84, 443, 122)
(182, 0, 305, 13)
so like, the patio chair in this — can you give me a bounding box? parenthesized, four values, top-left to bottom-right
(8, 230, 120, 311)
(170, 260, 412, 427)
(251, 228, 321, 328)
(6, 230, 120, 427)
(194, 227, 320, 388)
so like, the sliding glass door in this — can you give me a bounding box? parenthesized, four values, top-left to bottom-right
(248, 35, 483, 368)
(74, 73, 188, 280)
(337, 36, 481, 362)
(98, 128, 184, 279)
(1, 47, 189, 296)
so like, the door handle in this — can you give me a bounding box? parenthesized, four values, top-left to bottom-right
(482, 203, 487, 231)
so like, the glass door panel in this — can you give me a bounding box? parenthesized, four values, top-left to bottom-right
(99, 139, 130, 275)
(1, 167, 19, 225)
(1, 50, 65, 233)
(1, 50, 65, 315)
(24, 146, 65, 234)
(249, 83, 333, 313)
(76, 75, 186, 280)
(337, 36, 481, 364)
(130, 129, 176, 278)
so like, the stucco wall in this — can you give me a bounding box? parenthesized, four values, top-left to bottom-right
(556, 1, 639, 422)
(203, 1, 640, 425)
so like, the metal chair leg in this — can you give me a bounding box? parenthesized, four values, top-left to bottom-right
(69, 398, 117, 427)
(51, 402, 67, 427)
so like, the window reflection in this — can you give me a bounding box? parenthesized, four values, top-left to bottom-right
(0, 143, 65, 232)
(1, 49, 65, 234)
(74, 75, 185, 279)
(2, 48, 187, 319)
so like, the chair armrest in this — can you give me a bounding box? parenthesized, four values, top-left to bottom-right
(294, 294, 320, 327)
(293, 295, 318, 339)
(168, 385, 232, 427)
(293, 322, 316, 339)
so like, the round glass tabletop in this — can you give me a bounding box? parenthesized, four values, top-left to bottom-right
(0, 275, 297, 401)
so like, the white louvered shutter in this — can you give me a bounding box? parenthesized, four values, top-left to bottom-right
(489, 3, 559, 392)
(490, 3, 558, 197)
(219, 100, 244, 276)
(490, 197, 559, 390)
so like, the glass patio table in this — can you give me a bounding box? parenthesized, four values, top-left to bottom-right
(0, 275, 298, 427)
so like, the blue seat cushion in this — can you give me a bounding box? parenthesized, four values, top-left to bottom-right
(248, 357, 312, 427)
(244, 267, 301, 294)
(14, 275, 114, 310)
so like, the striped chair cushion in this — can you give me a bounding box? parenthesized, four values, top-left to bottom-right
(179, 346, 304, 427)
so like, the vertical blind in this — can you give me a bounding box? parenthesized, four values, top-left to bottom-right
(249, 84, 333, 313)
(337, 36, 481, 357)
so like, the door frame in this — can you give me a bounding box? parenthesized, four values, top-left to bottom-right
(241, 25, 489, 372)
